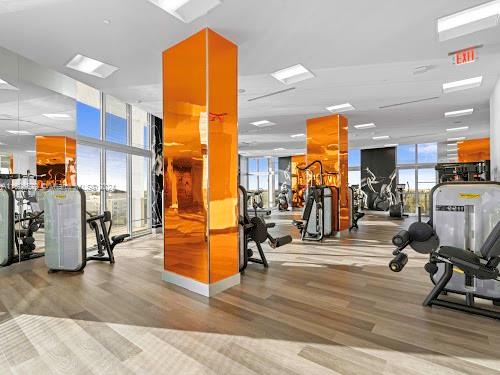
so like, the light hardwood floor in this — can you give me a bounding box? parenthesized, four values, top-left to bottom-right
(1, 212, 500, 374)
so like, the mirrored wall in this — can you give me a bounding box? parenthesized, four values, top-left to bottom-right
(0, 46, 153, 249)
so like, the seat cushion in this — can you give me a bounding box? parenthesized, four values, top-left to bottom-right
(111, 234, 130, 243)
(438, 246, 481, 265)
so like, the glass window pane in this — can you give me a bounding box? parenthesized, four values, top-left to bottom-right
(258, 175, 269, 208)
(105, 95, 127, 145)
(418, 143, 437, 164)
(348, 149, 360, 167)
(348, 170, 360, 187)
(132, 155, 149, 233)
(418, 168, 436, 183)
(248, 175, 258, 191)
(106, 151, 128, 236)
(248, 159, 258, 173)
(397, 144, 416, 164)
(76, 82, 100, 139)
(131, 106, 149, 149)
(398, 168, 416, 213)
(258, 158, 268, 173)
(77, 144, 101, 247)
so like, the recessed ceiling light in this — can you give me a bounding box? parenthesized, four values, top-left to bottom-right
(25, 150, 36, 153)
(354, 123, 376, 129)
(251, 120, 275, 127)
(290, 133, 305, 138)
(273, 148, 286, 151)
(271, 64, 315, 85)
(446, 126, 469, 132)
(373, 135, 390, 140)
(43, 113, 72, 119)
(147, 0, 221, 23)
(384, 143, 398, 147)
(66, 54, 119, 78)
(437, 0, 500, 41)
(0, 78, 18, 90)
(443, 76, 482, 93)
(444, 108, 474, 118)
(7, 130, 30, 135)
(326, 103, 355, 113)
(103, 19, 111, 24)
(448, 136, 466, 141)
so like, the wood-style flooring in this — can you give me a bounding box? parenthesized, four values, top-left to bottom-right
(1, 211, 500, 374)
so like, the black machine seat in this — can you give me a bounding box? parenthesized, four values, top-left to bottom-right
(438, 246, 481, 266)
(111, 234, 130, 244)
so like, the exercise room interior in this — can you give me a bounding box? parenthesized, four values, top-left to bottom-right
(1, 1, 500, 374)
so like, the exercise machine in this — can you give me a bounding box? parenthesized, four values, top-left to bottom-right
(43, 188, 129, 272)
(389, 183, 409, 219)
(247, 189, 271, 217)
(239, 186, 292, 271)
(0, 188, 14, 267)
(292, 160, 339, 241)
(276, 183, 289, 211)
(14, 210, 44, 262)
(349, 186, 365, 231)
(389, 182, 500, 319)
(436, 161, 490, 183)
(86, 211, 130, 264)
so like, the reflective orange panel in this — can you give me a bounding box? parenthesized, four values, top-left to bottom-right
(36, 136, 77, 188)
(458, 138, 490, 163)
(291, 155, 306, 208)
(306, 114, 349, 231)
(207, 29, 239, 283)
(163, 29, 209, 283)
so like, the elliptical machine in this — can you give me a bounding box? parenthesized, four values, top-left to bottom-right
(389, 183, 409, 219)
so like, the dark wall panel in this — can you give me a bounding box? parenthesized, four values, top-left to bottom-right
(361, 147, 397, 211)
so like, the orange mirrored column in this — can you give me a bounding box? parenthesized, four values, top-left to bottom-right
(163, 28, 239, 296)
(306, 114, 349, 231)
(458, 138, 490, 163)
(35, 136, 77, 188)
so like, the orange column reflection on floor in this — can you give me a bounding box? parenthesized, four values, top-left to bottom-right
(35, 136, 77, 188)
(457, 138, 490, 163)
(306, 114, 349, 231)
(163, 28, 239, 296)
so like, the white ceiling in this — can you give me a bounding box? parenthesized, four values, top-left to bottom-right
(0, 0, 499, 156)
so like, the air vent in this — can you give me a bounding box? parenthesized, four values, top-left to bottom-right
(248, 87, 296, 102)
(379, 96, 439, 109)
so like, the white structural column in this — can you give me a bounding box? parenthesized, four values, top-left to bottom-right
(491, 77, 500, 182)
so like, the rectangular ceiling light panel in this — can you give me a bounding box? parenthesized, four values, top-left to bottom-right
(271, 64, 315, 85)
(444, 108, 474, 118)
(354, 123, 376, 129)
(448, 136, 466, 141)
(373, 135, 390, 140)
(148, 0, 221, 23)
(66, 54, 119, 78)
(43, 113, 72, 119)
(7, 130, 30, 135)
(326, 103, 355, 113)
(438, 0, 500, 41)
(442, 76, 482, 93)
(446, 126, 469, 132)
(251, 120, 275, 127)
(290, 133, 305, 138)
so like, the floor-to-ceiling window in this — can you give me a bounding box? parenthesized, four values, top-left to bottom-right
(397, 143, 437, 215)
(76, 89, 152, 238)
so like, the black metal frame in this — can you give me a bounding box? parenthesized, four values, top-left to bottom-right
(423, 261, 500, 320)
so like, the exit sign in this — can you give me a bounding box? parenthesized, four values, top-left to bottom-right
(453, 48, 476, 65)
